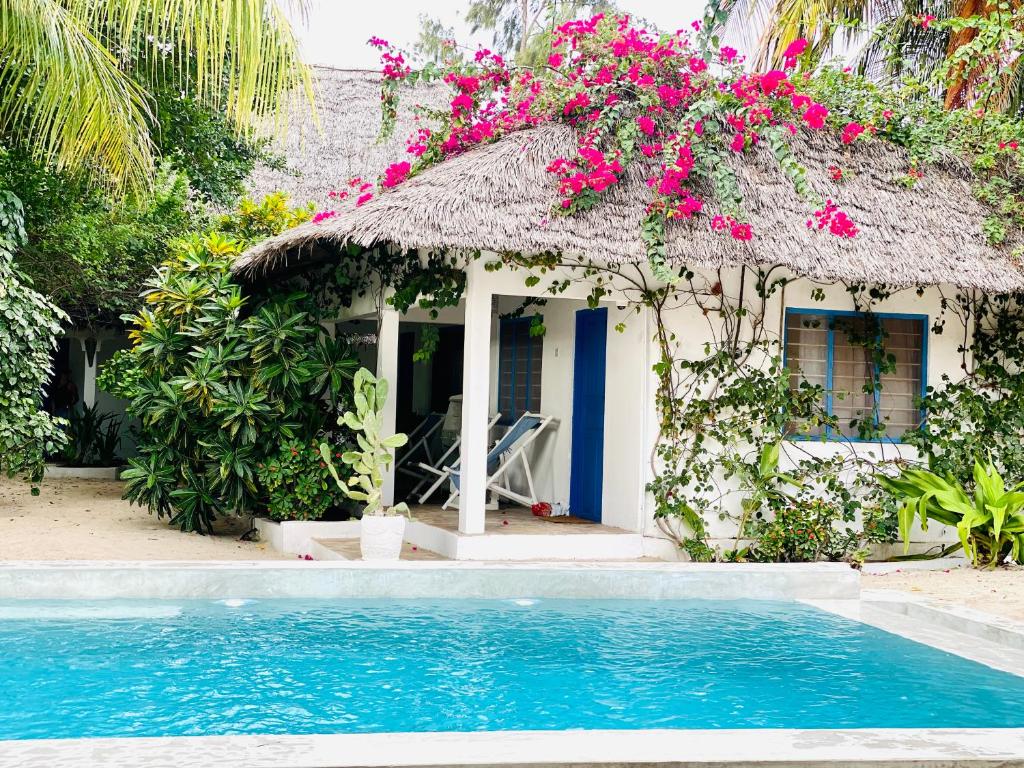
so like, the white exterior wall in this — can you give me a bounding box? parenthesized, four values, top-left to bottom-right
(646, 269, 964, 547)
(328, 261, 966, 548)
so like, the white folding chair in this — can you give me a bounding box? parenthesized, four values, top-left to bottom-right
(435, 412, 558, 510)
(413, 412, 502, 503)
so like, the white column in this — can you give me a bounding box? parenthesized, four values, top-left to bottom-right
(79, 338, 101, 409)
(458, 262, 493, 534)
(376, 307, 400, 508)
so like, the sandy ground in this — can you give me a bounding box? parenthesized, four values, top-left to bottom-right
(863, 566, 1024, 621)
(0, 476, 286, 560)
(3, 477, 1024, 621)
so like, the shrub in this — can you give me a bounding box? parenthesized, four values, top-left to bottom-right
(60, 405, 122, 467)
(879, 458, 1024, 568)
(258, 438, 353, 521)
(0, 192, 68, 486)
(747, 499, 891, 563)
(117, 194, 359, 532)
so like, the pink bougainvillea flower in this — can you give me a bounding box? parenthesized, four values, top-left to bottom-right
(719, 46, 738, 64)
(548, 53, 564, 67)
(356, 192, 373, 206)
(711, 215, 728, 231)
(916, 13, 936, 28)
(807, 199, 858, 238)
(782, 38, 808, 68)
(802, 103, 828, 129)
(760, 70, 787, 94)
(828, 165, 843, 181)
(311, 210, 336, 224)
(730, 132, 745, 152)
(730, 221, 753, 241)
(637, 115, 657, 136)
(841, 122, 865, 144)
(382, 161, 411, 188)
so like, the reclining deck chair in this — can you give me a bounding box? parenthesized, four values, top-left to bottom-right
(395, 412, 445, 485)
(432, 412, 557, 510)
(413, 412, 502, 502)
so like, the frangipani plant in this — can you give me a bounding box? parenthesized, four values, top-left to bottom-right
(321, 367, 409, 517)
(879, 458, 1024, 568)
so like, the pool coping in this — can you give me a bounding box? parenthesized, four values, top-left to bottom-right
(4, 727, 1024, 768)
(0, 560, 860, 601)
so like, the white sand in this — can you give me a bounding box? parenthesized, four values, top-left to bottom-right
(863, 565, 1024, 621)
(4, 477, 1023, 621)
(0, 476, 287, 561)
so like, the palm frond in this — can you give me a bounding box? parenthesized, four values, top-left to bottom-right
(0, 0, 154, 193)
(70, 0, 314, 132)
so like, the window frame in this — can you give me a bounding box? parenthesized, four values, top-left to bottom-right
(496, 315, 543, 424)
(782, 307, 929, 444)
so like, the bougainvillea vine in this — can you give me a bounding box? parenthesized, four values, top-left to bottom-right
(363, 13, 862, 282)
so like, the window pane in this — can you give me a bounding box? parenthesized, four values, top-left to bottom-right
(831, 316, 877, 438)
(498, 319, 543, 420)
(785, 313, 827, 437)
(878, 318, 923, 438)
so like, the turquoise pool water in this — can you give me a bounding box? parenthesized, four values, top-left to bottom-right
(1, 598, 1023, 740)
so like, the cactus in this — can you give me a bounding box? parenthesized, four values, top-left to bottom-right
(320, 367, 409, 517)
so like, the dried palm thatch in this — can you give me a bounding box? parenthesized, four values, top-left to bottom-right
(246, 67, 448, 208)
(237, 117, 1024, 292)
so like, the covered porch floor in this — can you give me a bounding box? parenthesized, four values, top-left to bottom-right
(310, 505, 657, 562)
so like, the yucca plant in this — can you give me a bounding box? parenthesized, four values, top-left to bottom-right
(878, 458, 1024, 568)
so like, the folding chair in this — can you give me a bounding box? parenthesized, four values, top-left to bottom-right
(435, 412, 558, 510)
(413, 412, 502, 503)
(395, 412, 445, 484)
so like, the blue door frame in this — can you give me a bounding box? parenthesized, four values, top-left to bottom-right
(570, 307, 608, 522)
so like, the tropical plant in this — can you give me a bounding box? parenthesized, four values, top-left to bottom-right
(0, 191, 67, 486)
(258, 437, 354, 521)
(60, 404, 123, 467)
(321, 368, 409, 518)
(118, 194, 359, 533)
(0, 0, 312, 193)
(710, 0, 1024, 114)
(879, 458, 1024, 568)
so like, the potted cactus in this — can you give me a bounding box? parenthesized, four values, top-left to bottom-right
(320, 368, 409, 560)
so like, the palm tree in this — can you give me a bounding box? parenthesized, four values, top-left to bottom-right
(0, 0, 313, 194)
(712, 0, 1024, 113)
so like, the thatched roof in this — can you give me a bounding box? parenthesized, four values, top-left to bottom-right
(237, 109, 1024, 292)
(246, 67, 448, 208)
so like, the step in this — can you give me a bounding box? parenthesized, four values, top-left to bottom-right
(310, 538, 450, 562)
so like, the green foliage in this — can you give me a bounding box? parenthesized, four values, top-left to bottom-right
(1, 148, 198, 324)
(120, 195, 358, 532)
(59, 404, 122, 467)
(258, 438, 353, 521)
(879, 459, 1024, 568)
(97, 348, 144, 401)
(903, 293, 1024, 488)
(748, 498, 893, 563)
(0, 0, 312, 194)
(0, 191, 67, 485)
(321, 368, 409, 518)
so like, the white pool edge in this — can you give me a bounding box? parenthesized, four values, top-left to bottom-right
(0, 560, 861, 601)
(4, 727, 1024, 768)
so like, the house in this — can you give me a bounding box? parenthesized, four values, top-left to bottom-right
(234, 76, 1024, 561)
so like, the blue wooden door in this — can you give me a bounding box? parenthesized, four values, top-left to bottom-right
(570, 307, 608, 522)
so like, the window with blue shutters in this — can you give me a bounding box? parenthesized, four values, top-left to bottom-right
(497, 317, 543, 422)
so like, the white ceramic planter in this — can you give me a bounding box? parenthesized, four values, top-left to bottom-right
(360, 515, 406, 560)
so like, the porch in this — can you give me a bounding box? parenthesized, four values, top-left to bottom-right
(332, 259, 657, 560)
(311, 505, 652, 562)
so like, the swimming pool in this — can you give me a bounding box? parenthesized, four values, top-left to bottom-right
(2, 597, 1023, 740)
